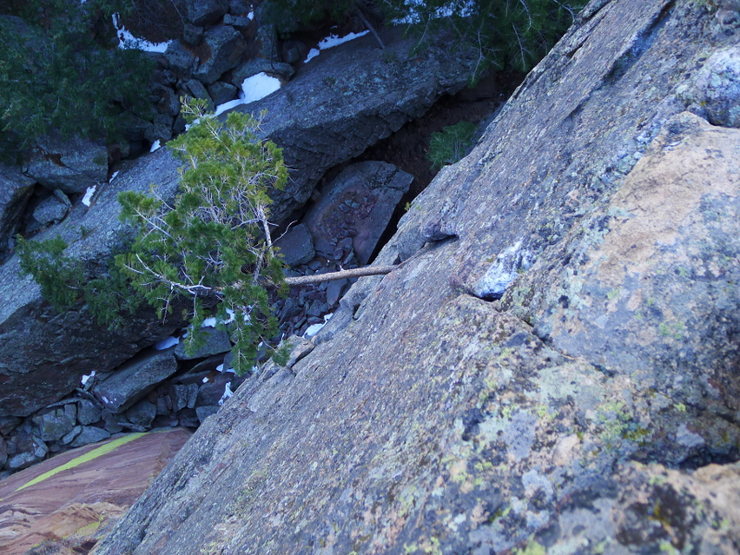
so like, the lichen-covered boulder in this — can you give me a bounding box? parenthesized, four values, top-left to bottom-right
(96, 1, 739, 553)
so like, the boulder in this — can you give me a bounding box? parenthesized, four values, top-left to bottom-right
(193, 24, 247, 84)
(208, 80, 239, 105)
(0, 163, 35, 258)
(163, 40, 197, 75)
(175, 328, 231, 360)
(229, 58, 294, 86)
(233, 27, 477, 225)
(30, 191, 70, 229)
(70, 426, 110, 448)
(97, 2, 740, 553)
(185, 0, 228, 26)
(0, 27, 480, 418)
(274, 223, 315, 266)
(125, 400, 157, 429)
(77, 399, 102, 426)
(31, 404, 77, 442)
(0, 147, 185, 418)
(92, 351, 179, 413)
(25, 134, 108, 195)
(303, 161, 413, 264)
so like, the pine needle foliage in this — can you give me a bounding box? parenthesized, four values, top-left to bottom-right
(116, 99, 290, 374)
(0, 0, 152, 157)
(427, 120, 477, 169)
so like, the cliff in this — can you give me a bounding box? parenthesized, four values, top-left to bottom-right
(96, 0, 739, 552)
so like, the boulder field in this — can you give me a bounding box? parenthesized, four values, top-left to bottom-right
(95, 0, 739, 553)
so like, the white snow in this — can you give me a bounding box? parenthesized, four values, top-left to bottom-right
(303, 30, 370, 63)
(241, 72, 282, 103)
(247, 11, 255, 20)
(214, 98, 246, 116)
(218, 382, 234, 405)
(202, 316, 218, 328)
(304, 313, 333, 338)
(212, 72, 282, 116)
(112, 13, 171, 52)
(109, 170, 120, 183)
(393, 0, 475, 24)
(149, 139, 161, 152)
(80, 370, 96, 386)
(216, 363, 236, 374)
(81, 185, 96, 207)
(154, 335, 179, 350)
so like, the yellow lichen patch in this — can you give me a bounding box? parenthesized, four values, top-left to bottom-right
(14, 433, 146, 493)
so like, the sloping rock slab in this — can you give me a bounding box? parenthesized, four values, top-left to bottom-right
(93, 351, 178, 413)
(25, 134, 108, 195)
(0, 148, 185, 418)
(0, 26, 477, 419)
(96, 1, 739, 553)
(0, 428, 191, 553)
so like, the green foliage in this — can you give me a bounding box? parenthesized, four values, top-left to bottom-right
(265, 0, 585, 77)
(116, 99, 289, 374)
(427, 120, 477, 169)
(16, 234, 141, 327)
(17, 100, 290, 374)
(16, 236, 84, 311)
(0, 0, 153, 156)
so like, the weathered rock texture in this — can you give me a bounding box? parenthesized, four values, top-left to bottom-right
(96, 1, 739, 553)
(0, 429, 191, 553)
(0, 28, 474, 419)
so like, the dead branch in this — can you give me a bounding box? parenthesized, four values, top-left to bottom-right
(284, 264, 398, 286)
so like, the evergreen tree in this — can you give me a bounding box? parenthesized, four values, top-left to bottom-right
(116, 99, 290, 373)
(0, 0, 152, 158)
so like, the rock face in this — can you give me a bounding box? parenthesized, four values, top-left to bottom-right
(0, 27, 477, 420)
(96, 1, 739, 553)
(24, 134, 108, 195)
(0, 429, 191, 553)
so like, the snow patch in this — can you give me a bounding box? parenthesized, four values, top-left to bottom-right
(473, 241, 534, 301)
(304, 313, 334, 338)
(81, 185, 96, 207)
(154, 336, 179, 350)
(241, 73, 281, 103)
(218, 382, 234, 405)
(109, 170, 119, 183)
(112, 14, 171, 53)
(303, 30, 370, 63)
(80, 370, 96, 386)
(212, 72, 282, 116)
(149, 139, 161, 152)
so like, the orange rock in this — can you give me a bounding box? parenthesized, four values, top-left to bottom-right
(0, 428, 191, 553)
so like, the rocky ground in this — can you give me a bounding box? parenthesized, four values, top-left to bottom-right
(0, 1, 518, 477)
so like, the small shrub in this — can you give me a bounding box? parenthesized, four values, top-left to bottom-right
(427, 120, 477, 169)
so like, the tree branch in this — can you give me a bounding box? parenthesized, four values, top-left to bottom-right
(284, 264, 399, 286)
